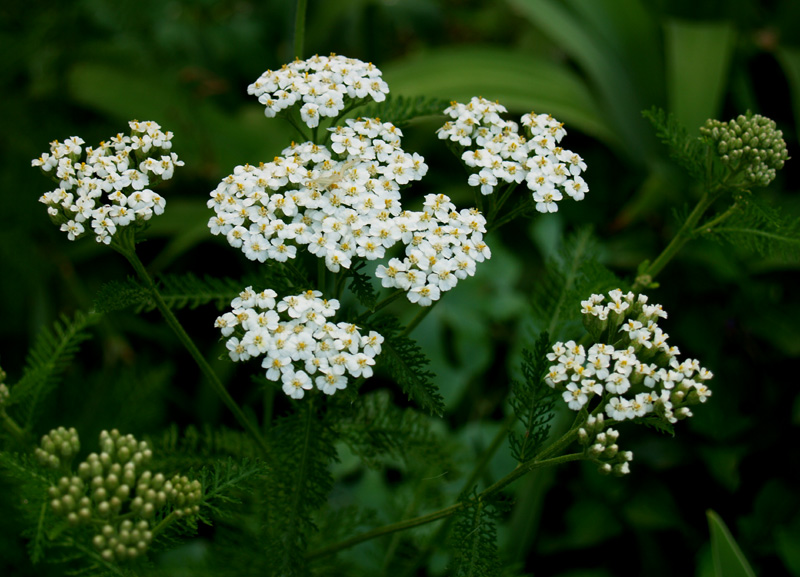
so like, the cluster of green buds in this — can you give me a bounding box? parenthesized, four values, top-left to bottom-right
(577, 414, 633, 476)
(35, 426, 80, 469)
(701, 113, 789, 188)
(44, 429, 202, 563)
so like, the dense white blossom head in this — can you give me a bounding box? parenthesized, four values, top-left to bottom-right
(248, 54, 390, 128)
(207, 117, 490, 306)
(437, 97, 588, 214)
(215, 287, 384, 399)
(547, 289, 713, 473)
(33, 120, 182, 245)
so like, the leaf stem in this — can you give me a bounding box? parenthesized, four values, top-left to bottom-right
(113, 238, 270, 458)
(400, 301, 437, 338)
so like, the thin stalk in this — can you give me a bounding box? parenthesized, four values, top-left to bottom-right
(306, 450, 584, 561)
(399, 301, 437, 337)
(1, 411, 27, 445)
(116, 243, 270, 458)
(151, 510, 181, 539)
(293, 0, 308, 59)
(356, 290, 405, 322)
(692, 201, 740, 235)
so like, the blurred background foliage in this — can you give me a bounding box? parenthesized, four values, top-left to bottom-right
(1, 0, 799, 575)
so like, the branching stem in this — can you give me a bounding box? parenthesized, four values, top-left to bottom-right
(113, 237, 270, 458)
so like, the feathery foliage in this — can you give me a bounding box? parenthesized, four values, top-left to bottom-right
(508, 334, 556, 464)
(370, 315, 444, 416)
(345, 259, 378, 310)
(7, 311, 98, 431)
(529, 227, 621, 341)
(356, 94, 450, 127)
(706, 194, 800, 259)
(263, 400, 338, 576)
(448, 491, 501, 577)
(150, 425, 266, 472)
(643, 107, 713, 184)
(332, 390, 433, 469)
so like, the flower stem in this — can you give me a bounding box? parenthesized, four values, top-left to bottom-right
(633, 191, 718, 291)
(116, 242, 270, 458)
(400, 301, 437, 337)
(293, 0, 308, 59)
(306, 450, 584, 561)
(1, 410, 27, 445)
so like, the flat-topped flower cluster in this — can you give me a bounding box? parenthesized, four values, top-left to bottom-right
(215, 287, 384, 399)
(207, 117, 489, 305)
(545, 289, 713, 425)
(248, 53, 389, 128)
(32, 120, 183, 244)
(437, 97, 588, 213)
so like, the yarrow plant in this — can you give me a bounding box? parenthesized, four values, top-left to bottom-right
(438, 96, 589, 213)
(215, 287, 383, 398)
(32, 120, 183, 245)
(8, 35, 791, 576)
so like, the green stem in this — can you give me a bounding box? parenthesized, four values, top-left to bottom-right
(306, 450, 584, 561)
(487, 200, 532, 233)
(150, 510, 181, 539)
(1, 410, 27, 445)
(293, 0, 308, 60)
(632, 191, 719, 291)
(692, 201, 740, 235)
(399, 301, 437, 338)
(356, 290, 405, 322)
(115, 242, 270, 458)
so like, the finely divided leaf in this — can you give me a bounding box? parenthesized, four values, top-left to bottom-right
(370, 315, 444, 416)
(448, 492, 501, 577)
(508, 334, 556, 464)
(7, 311, 98, 431)
(355, 94, 450, 127)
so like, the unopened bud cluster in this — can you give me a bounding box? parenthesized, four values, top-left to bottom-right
(44, 429, 201, 563)
(437, 97, 589, 213)
(577, 414, 633, 476)
(546, 289, 712, 435)
(701, 113, 789, 188)
(216, 287, 383, 399)
(35, 426, 80, 469)
(248, 54, 389, 128)
(32, 120, 183, 245)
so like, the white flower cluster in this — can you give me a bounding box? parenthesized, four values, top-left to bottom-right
(215, 287, 384, 399)
(208, 118, 489, 306)
(33, 120, 183, 245)
(546, 289, 713, 425)
(437, 97, 589, 213)
(247, 54, 390, 128)
(374, 194, 491, 306)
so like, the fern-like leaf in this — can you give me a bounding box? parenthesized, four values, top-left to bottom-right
(332, 390, 433, 469)
(448, 491, 501, 577)
(508, 334, 556, 464)
(643, 107, 710, 183)
(346, 259, 378, 310)
(92, 278, 150, 313)
(530, 227, 621, 341)
(370, 315, 444, 416)
(355, 94, 450, 127)
(7, 311, 98, 431)
(707, 194, 800, 259)
(264, 400, 337, 576)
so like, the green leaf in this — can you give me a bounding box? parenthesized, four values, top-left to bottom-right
(382, 46, 617, 148)
(355, 94, 451, 128)
(707, 509, 757, 577)
(664, 19, 736, 135)
(7, 311, 98, 431)
(371, 315, 444, 416)
(508, 334, 556, 464)
(346, 260, 378, 311)
(448, 492, 501, 577)
(507, 0, 654, 160)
